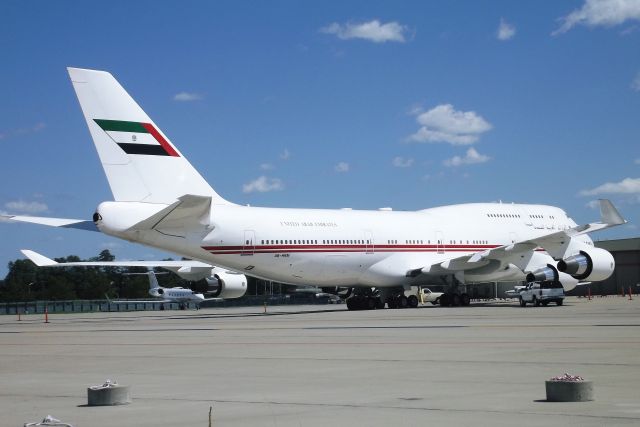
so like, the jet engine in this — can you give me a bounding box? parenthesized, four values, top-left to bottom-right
(205, 268, 248, 299)
(526, 264, 558, 283)
(557, 248, 615, 282)
(525, 264, 579, 291)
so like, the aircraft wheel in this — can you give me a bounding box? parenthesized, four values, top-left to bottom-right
(439, 294, 450, 306)
(519, 297, 526, 307)
(556, 299, 563, 306)
(346, 298, 356, 311)
(398, 295, 409, 309)
(387, 298, 398, 309)
(533, 296, 540, 307)
(408, 295, 419, 308)
(451, 294, 461, 307)
(375, 298, 385, 309)
(460, 293, 471, 306)
(366, 297, 376, 310)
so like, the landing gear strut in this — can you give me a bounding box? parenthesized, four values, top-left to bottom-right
(345, 288, 384, 311)
(345, 286, 418, 310)
(438, 276, 471, 307)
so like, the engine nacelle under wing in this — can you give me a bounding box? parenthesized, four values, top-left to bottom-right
(557, 248, 615, 282)
(524, 264, 579, 291)
(206, 268, 248, 299)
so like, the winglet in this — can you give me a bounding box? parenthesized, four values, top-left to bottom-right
(20, 249, 59, 267)
(599, 199, 626, 226)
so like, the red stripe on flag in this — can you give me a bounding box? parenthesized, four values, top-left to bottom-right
(141, 123, 180, 157)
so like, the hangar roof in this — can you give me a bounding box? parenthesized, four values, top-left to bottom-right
(595, 237, 640, 252)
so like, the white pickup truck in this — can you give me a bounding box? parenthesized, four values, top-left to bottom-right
(418, 287, 444, 305)
(519, 282, 564, 307)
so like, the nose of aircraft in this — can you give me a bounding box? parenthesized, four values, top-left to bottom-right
(195, 293, 205, 301)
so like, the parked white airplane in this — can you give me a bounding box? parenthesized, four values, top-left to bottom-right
(20, 249, 248, 300)
(124, 270, 208, 308)
(4, 68, 627, 310)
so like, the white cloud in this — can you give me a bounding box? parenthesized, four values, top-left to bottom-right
(280, 149, 291, 160)
(443, 148, 491, 167)
(1, 122, 46, 141)
(320, 20, 408, 43)
(335, 162, 350, 173)
(409, 104, 492, 145)
(631, 72, 640, 91)
(586, 200, 601, 209)
(242, 176, 284, 193)
(392, 156, 414, 168)
(259, 163, 274, 170)
(406, 104, 424, 115)
(173, 92, 203, 101)
(579, 177, 640, 196)
(497, 18, 516, 40)
(4, 200, 48, 214)
(553, 0, 640, 35)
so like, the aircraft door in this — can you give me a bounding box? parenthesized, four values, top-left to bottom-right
(364, 231, 374, 254)
(436, 231, 444, 254)
(243, 230, 255, 256)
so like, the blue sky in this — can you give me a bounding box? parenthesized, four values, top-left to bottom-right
(1, 0, 639, 276)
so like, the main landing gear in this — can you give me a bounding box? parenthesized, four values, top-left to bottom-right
(345, 287, 419, 311)
(437, 275, 471, 307)
(438, 292, 471, 307)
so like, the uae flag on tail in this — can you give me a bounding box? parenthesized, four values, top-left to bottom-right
(94, 119, 179, 157)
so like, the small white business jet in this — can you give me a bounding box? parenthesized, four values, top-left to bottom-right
(116, 270, 209, 309)
(4, 68, 627, 310)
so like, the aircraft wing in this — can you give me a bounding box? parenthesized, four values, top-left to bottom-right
(21, 249, 213, 268)
(418, 199, 626, 275)
(1, 215, 98, 231)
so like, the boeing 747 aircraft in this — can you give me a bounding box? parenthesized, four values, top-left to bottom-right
(3, 68, 627, 310)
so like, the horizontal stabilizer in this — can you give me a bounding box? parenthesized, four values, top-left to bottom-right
(4, 215, 98, 232)
(130, 194, 211, 234)
(21, 249, 213, 269)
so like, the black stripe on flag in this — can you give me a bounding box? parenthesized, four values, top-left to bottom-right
(117, 143, 172, 156)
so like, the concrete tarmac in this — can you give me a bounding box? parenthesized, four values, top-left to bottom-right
(1, 297, 639, 426)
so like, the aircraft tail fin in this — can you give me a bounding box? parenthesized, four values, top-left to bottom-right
(147, 271, 161, 290)
(67, 67, 231, 205)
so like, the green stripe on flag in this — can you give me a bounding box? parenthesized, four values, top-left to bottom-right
(94, 119, 149, 133)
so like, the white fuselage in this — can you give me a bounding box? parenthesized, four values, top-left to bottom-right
(151, 286, 205, 303)
(99, 201, 591, 288)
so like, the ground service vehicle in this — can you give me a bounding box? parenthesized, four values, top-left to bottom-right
(418, 287, 444, 305)
(519, 282, 564, 307)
